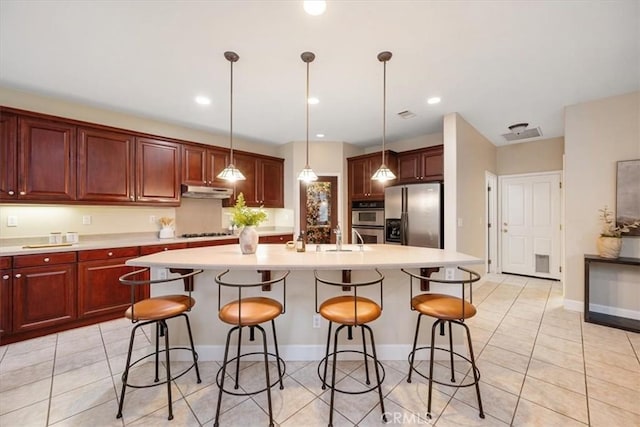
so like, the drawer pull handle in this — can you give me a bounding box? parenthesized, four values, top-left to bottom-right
(8, 190, 14, 195)
(2, 274, 8, 280)
(163, 248, 169, 251)
(44, 257, 50, 262)
(108, 252, 113, 256)
(19, 191, 26, 195)
(15, 274, 22, 278)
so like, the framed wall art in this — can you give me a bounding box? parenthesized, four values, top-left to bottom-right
(616, 159, 640, 236)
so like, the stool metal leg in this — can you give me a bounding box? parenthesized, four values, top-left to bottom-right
(361, 326, 371, 385)
(426, 319, 439, 418)
(214, 326, 237, 427)
(154, 322, 161, 382)
(407, 313, 423, 384)
(233, 326, 243, 390)
(162, 320, 174, 420)
(328, 324, 345, 427)
(271, 319, 284, 390)
(116, 322, 140, 419)
(182, 313, 202, 383)
(257, 324, 274, 427)
(321, 321, 333, 390)
(461, 321, 484, 418)
(364, 324, 387, 422)
(448, 321, 456, 383)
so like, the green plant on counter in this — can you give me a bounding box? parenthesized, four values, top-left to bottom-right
(231, 192, 267, 227)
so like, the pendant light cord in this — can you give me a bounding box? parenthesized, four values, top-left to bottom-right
(229, 59, 234, 165)
(306, 59, 310, 166)
(382, 58, 386, 166)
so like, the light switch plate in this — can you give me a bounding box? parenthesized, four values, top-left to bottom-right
(82, 215, 92, 225)
(7, 215, 17, 227)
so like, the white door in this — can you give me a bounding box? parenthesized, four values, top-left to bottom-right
(500, 172, 561, 279)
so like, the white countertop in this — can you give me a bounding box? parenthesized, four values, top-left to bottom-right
(126, 243, 482, 271)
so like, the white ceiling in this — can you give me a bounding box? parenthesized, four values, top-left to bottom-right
(1, 1, 638, 147)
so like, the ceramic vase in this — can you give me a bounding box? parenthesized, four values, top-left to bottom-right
(239, 226, 259, 254)
(596, 236, 622, 258)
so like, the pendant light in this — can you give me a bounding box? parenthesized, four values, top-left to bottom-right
(371, 51, 397, 182)
(297, 51, 318, 182)
(217, 51, 246, 182)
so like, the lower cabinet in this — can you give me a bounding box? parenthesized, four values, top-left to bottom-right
(1, 257, 12, 336)
(77, 246, 141, 319)
(12, 252, 77, 333)
(259, 234, 293, 244)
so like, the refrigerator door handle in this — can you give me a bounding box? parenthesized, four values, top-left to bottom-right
(401, 212, 408, 245)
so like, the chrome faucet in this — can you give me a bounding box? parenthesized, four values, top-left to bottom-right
(334, 223, 342, 251)
(352, 228, 365, 251)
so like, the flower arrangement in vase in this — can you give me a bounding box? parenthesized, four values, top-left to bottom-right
(597, 206, 640, 258)
(230, 193, 267, 254)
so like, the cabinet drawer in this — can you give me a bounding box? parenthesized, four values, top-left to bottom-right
(186, 238, 236, 248)
(140, 242, 188, 255)
(259, 234, 293, 244)
(78, 246, 140, 262)
(0, 257, 11, 269)
(13, 251, 77, 268)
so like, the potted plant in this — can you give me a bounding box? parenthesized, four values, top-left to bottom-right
(597, 206, 640, 258)
(231, 192, 267, 254)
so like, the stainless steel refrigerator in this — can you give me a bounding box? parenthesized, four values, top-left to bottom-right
(384, 183, 443, 248)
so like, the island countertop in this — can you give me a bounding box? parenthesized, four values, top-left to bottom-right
(125, 243, 482, 270)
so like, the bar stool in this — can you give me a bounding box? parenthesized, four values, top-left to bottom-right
(314, 269, 387, 427)
(214, 270, 289, 427)
(402, 266, 484, 419)
(117, 268, 203, 421)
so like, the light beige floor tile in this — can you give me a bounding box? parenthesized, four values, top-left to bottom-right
(49, 399, 122, 427)
(252, 376, 318, 424)
(55, 333, 104, 358)
(386, 377, 450, 420)
(487, 332, 535, 357)
(117, 380, 181, 424)
(474, 360, 524, 396)
(478, 344, 530, 374)
(49, 377, 116, 424)
(585, 356, 640, 390)
(213, 396, 273, 427)
(499, 313, 541, 333)
(290, 358, 347, 396)
(280, 395, 355, 427)
(54, 345, 107, 375)
(173, 360, 219, 397)
(582, 331, 636, 356)
(184, 381, 248, 425)
(626, 331, 640, 353)
(318, 375, 382, 424)
(56, 324, 100, 343)
(0, 399, 49, 427)
(104, 333, 151, 360)
(0, 377, 50, 415)
(531, 343, 584, 373)
(108, 347, 154, 377)
(358, 399, 427, 426)
(538, 323, 582, 343)
(128, 398, 200, 426)
(348, 357, 405, 396)
(0, 358, 53, 393)
(437, 396, 508, 427)
(586, 375, 640, 415)
(0, 344, 56, 374)
(3, 334, 57, 357)
(534, 333, 583, 356)
(526, 358, 586, 395)
(453, 379, 517, 424)
(467, 325, 494, 345)
(582, 321, 630, 341)
(583, 342, 640, 372)
(520, 376, 588, 423)
(513, 396, 587, 426)
(52, 359, 112, 396)
(588, 396, 640, 427)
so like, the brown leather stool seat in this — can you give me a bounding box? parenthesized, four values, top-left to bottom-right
(214, 270, 289, 427)
(402, 267, 484, 420)
(314, 270, 387, 427)
(117, 268, 203, 421)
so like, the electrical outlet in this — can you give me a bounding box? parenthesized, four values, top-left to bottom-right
(82, 215, 92, 225)
(149, 215, 156, 224)
(313, 314, 321, 329)
(7, 215, 17, 227)
(158, 269, 168, 280)
(445, 268, 455, 280)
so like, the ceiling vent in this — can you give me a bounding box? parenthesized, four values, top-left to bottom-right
(397, 110, 416, 119)
(501, 122, 542, 142)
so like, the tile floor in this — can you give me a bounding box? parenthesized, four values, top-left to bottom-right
(1, 274, 639, 426)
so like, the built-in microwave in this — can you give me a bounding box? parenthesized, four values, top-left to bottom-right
(351, 201, 384, 227)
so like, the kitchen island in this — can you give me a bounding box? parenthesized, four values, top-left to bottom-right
(126, 243, 483, 361)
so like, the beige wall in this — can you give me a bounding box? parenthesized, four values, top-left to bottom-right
(497, 137, 564, 175)
(363, 132, 443, 154)
(564, 91, 640, 313)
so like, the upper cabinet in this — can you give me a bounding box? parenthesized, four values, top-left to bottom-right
(348, 151, 397, 201)
(0, 113, 17, 200)
(77, 126, 135, 203)
(135, 137, 181, 204)
(182, 143, 232, 188)
(396, 145, 444, 184)
(224, 152, 284, 208)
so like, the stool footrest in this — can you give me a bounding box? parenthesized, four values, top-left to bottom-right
(317, 350, 386, 395)
(407, 346, 481, 388)
(122, 347, 200, 389)
(216, 351, 286, 396)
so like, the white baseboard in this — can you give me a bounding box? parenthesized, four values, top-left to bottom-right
(563, 298, 583, 313)
(589, 303, 640, 321)
(169, 343, 468, 362)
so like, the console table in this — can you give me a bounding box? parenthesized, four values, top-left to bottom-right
(584, 254, 640, 332)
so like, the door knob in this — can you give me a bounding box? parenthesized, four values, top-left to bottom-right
(503, 229, 508, 233)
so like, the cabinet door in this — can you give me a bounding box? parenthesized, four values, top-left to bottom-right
(208, 148, 232, 188)
(78, 258, 139, 318)
(182, 144, 207, 186)
(230, 153, 258, 206)
(0, 113, 17, 200)
(258, 158, 284, 207)
(349, 157, 369, 201)
(421, 146, 444, 181)
(397, 151, 421, 184)
(0, 268, 11, 335)
(13, 264, 77, 332)
(18, 116, 76, 201)
(77, 127, 135, 202)
(135, 137, 181, 204)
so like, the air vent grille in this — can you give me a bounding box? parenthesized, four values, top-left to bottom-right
(501, 127, 543, 142)
(397, 110, 416, 119)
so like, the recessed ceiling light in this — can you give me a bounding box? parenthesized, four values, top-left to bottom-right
(427, 97, 441, 105)
(303, 1, 326, 16)
(316, 133, 325, 138)
(195, 95, 211, 105)
(308, 97, 319, 105)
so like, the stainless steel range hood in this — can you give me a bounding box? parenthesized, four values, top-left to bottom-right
(180, 185, 233, 199)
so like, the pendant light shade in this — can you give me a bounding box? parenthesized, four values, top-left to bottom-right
(371, 51, 396, 182)
(297, 51, 318, 182)
(217, 51, 246, 182)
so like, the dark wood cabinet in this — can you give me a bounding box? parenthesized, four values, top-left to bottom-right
(77, 127, 135, 202)
(135, 137, 181, 205)
(259, 234, 293, 244)
(0, 113, 18, 200)
(15, 116, 76, 201)
(1, 257, 12, 336)
(348, 151, 397, 201)
(396, 145, 444, 184)
(186, 238, 237, 248)
(12, 252, 77, 333)
(139, 242, 188, 255)
(77, 246, 141, 319)
(182, 143, 231, 188)
(226, 153, 284, 208)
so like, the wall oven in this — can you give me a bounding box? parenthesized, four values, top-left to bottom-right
(351, 200, 385, 244)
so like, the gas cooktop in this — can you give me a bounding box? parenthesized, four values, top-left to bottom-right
(180, 232, 234, 238)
